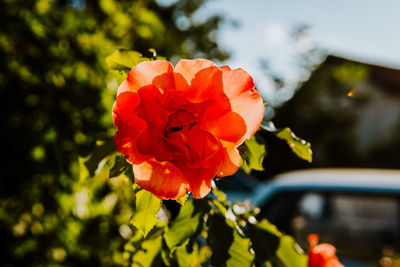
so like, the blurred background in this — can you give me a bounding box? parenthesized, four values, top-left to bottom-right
(1, 0, 399, 266)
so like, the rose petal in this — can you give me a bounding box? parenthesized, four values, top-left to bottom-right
(112, 92, 142, 127)
(186, 126, 220, 164)
(117, 60, 174, 95)
(308, 234, 319, 249)
(160, 90, 191, 110)
(309, 244, 344, 267)
(202, 111, 247, 144)
(136, 85, 169, 129)
(114, 125, 149, 164)
(137, 126, 179, 162)
(176, 66, 226, 104)
(195, 97, 231, 130)
(133, 159, 189, 200)
(174, 59, 217, 86)
(182, 127, 224, 198)
(308, 234, 344, 267)
(113, 92, 148, 164)
(221, 67, 264, 139)
(217, 140, 241, 177)
(184, 149, 224, 198)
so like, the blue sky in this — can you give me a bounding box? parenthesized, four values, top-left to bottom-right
(197, 0, 400, 100)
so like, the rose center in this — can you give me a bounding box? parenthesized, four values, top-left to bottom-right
(169, 125, 183, 132)
(165, 110, 197, 136)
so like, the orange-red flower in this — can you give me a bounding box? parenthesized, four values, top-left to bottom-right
(308, 234, 344, 267)
(113, 59, 264, 199)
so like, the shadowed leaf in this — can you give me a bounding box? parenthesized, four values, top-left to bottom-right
(163, 199, 209, 254)
(248, 220, 281, 264)
(207, 213, 234, 266)
(212, 186, 227, 202)
(109, 154, 129, 178)
(267, 235, 307, 267)
(84, 138, 116, 176)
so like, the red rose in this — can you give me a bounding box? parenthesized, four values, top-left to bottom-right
(308, 234, 344, 267)
(113, 59, 264, 199)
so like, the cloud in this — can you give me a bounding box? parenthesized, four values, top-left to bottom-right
(264, 22, 288, 46)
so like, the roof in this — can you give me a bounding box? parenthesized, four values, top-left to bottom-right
(322, 55, 400, 93)
(253, 168, 400, 206)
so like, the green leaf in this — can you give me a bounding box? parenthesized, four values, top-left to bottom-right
(212, 186, 227, 202)
(227, 230, 255, 267)
(130, 186, 162, 237)
(261, 121, 312, 163)
(78, 156, 90, 182)
(161, 240, 173, 266)
(109, 154, 129, 178)
(131, 234, 163, 267)
(207, 213, 234, 266)
(175, 243, 211, 267)
(175, 245, 195, 267)
(275, 128, 312, 163)
(176, 193, 188, 206)
(163, 199, 209, 254)
(211, 198, 228, 215)
(106, 48, 150, 75)
(240, 133, 266, 173)
(268, 235, 307, 267)
(247, 220, 281, 264)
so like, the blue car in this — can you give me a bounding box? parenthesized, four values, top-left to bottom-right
(249, 168, 400, 267)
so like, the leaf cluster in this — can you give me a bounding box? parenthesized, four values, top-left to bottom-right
(122, 181, 307, 267)
(240, 122, 312, 174)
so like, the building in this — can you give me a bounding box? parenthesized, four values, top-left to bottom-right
(262, 55, 400, 177)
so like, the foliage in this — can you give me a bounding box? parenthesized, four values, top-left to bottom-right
(0, 0, 228, 265)
(121, 180, 307, 267)
(239, 121, 312, 175)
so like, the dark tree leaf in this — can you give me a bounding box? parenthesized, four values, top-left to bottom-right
(247, 220, 281, 265)
(163, 199, 209, 254)
(266, 235, 307, 267)
(84, 138, 116, 176)
(207, 213, 234, 266)
(109, 154, 130, 178)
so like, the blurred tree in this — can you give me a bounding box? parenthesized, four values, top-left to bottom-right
(0, 0, 228, 265)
